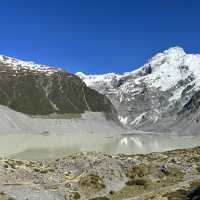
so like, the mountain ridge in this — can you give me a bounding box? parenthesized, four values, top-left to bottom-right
(0, 54, 124, 134)
(77, 47, 200, 134)
(0, 54, 117, 117)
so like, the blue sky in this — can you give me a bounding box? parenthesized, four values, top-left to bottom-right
(0, 0, 200, 74)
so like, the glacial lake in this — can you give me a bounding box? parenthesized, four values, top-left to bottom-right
(0, 132, 200, 160)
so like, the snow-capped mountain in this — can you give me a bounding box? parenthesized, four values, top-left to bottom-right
(77, 47, 200, 134)
(0, 55, 123, 134)
(0, 55, 117, 116)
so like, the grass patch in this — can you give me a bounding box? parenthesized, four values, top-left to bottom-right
(0, 193, 15, 200)
(108, 167, 184, 200)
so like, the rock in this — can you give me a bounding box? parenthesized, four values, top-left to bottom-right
(160, 165, 169, 175)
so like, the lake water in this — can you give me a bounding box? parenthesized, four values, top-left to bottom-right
(0, 132, 200, 160)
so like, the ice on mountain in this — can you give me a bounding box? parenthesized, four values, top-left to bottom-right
(77, 47, 200, 133)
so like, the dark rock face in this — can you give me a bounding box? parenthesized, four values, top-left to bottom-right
(0, 61, 115, 116)
(144, 64, 152, 75)
(180, 91, 200, 114)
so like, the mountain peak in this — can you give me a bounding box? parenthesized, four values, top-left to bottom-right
(77, 46, 200, 134)
(149, 47, 186, 66)
(164, 46, 185, 55)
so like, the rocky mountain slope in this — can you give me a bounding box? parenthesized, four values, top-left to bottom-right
(1, 146, 200, 200)
(0, 55, 123, 135)
(77, 47, 200, 134)
(0, 55, 115, 116)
